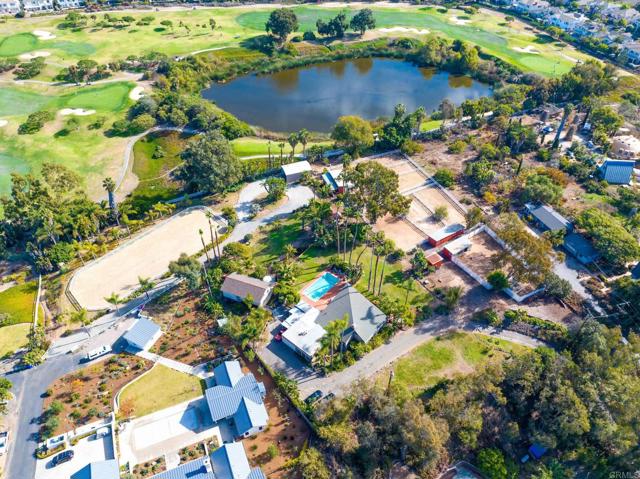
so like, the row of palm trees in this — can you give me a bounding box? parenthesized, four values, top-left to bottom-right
(264, 129, 310, 169)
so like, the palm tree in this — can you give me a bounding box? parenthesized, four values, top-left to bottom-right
(105, 292, 122, 315)
(102, 177, 118, 225)
(278, 142, 285, 165)
(297, 129, 309, 155)
(283, 244, 296, 262)
(199, 229, 211, 263)
(138, 276, 155, 300)
(287, 133, 299, 161)
(320, 315, 348, 367)
(413, 106, 426, 137)
(376, 239, 395, 296)
(444, 286, 463, 312)
(119, 203, 137, 236)
(205, 211, 221, 259)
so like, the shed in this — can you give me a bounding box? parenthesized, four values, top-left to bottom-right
(122, 317, 161, 351)
(281, 160, 312, 184)
(322, 168, 345, 194)
(426, 252, 445, 269)
(599, 159, 635, 184)
(563, 233, 600, 264)
(221, 273, 273, 307)
(427, 223, 465, 247)
(525, 204, 572, 233)
(442, 234, 473, 260)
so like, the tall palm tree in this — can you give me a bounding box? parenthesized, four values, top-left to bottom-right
(283, 244, 296, 262)
(287, 133, 299, 161)
(376, 239, 395, 296)
(119, 203, 137, 236)
(205, 211, 221, 259)
(102, 177, 118, 225)
(278, 142, 285, 165)
(199, 229, 211, 263)
(105, 292, 122, 314)
(138, 276, 155, 300)
(297, 129, 309, 155)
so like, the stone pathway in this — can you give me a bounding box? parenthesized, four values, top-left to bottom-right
(136, 350, 215, 379)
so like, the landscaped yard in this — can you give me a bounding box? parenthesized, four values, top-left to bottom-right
(43, 354, 153, 435)
(146, 286, 237, 366)
(230, 136, 331, 158)
(251, 215, 429, 308)
(381, 331, 526, 395)
(119, 365, 205, 418)
(0, 323, 31, 357)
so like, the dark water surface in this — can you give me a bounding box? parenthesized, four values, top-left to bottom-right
(202, 58, 492, 133)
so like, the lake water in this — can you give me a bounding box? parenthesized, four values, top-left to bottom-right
(201, 58, 492, 133)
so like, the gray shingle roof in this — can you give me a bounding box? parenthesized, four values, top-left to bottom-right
(316, 286, 387, 344)
(527, 204, 571, 232)
(564, 233, 599, 262)
(123, 317, 161, 350)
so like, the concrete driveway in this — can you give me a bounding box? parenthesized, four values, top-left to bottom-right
(119, 397, 228, 467)
(34, 432, 114, 479)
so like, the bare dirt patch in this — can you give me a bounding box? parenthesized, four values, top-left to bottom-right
(43, 354, 152, 435)
(374, 216, 426, 251)
(457, 230, 503, 279)
(412, 186, 466, 225)
(146, 287, 237, 367)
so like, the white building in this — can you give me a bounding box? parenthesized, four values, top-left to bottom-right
(612, 135, 640, 160)
(281, 160, 312, 184)
(0, 0, 20, 15)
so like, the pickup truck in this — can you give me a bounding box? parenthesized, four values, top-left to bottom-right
(0, 431, 8, 455)
(86, 345, 111, 361)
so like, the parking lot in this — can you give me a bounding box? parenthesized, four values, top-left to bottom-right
(34, 429, 114, 479)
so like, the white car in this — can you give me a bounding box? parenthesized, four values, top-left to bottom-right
(86, 345, 111, 361)
(0, 431, 8, 455)
(94, 427, 110, 439)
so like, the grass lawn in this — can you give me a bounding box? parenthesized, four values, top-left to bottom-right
(119, 364, 205, 418)
(0, 281, 40, 325)
(0, 323, 31, 357)
(252, 215, 429, 307)
(385, 331, 526, 394)
(230, 136, 331, 158)
(420, 119, 444, 132)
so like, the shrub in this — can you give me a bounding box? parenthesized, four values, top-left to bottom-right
(487, 270, 509, 290)
(447, 139, 467, 154)
(18, 110, 54, 134)
(433, 205, 449, 221)
(267, 443, 279, 459)
(434, 168, 455, 187)
(302, 31, 316, 41)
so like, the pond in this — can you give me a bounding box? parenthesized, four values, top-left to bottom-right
(202, 57, 492, 133)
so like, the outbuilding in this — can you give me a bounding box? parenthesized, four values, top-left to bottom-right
(426, 252, 445, 269)
(441, 234, 473, 260)
(122, 316, 162, 351)
(281, 160, 312, 184)
(598, 159, 635, 184)
(427, 223, 465, 247)
(221, 273, 273, 307)
(563, 233, 600, 264)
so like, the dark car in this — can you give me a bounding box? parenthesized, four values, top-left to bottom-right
(323, 392, 336, 402)
(305, 390, 323, 405)
(51, 450, 74, 467)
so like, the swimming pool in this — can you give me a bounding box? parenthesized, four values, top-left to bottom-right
(303, 272, 340, 301)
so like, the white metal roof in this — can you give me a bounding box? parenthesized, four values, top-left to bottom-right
(282, 309, 326, 358)
(281, 160, 312, 177)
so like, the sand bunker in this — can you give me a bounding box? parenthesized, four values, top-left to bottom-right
(129, 86, 146, 101)
(379, 26, 431, 35)
(513, 45, 540, 54)
(451, 16, 471, 25)
(59, 108, 96, 116)
(33, 30, 56, 40)
(0, 120, 7, 128)
(18, 51, 50, 60)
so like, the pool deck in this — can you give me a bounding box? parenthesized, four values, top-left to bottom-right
(300, 271, 348, 310)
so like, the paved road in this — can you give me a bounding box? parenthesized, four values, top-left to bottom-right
(260, 316, 547, 399)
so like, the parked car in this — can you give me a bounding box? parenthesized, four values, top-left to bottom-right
(274, 327, 287, 342)
(0, 431, 8, 455)
(86, 345, 111, 362)
(51, 450, 74, 467)
(305, 390, 323, 405)
(323, 392, 335, 402)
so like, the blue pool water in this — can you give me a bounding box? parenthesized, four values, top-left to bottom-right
(304, 272, 340, 301)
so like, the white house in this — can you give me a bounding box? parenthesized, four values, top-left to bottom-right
(0, 0, 20, 14)
(220, 273, 273, 307)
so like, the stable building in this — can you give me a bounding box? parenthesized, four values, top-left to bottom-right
(427, 223, 465, 247)
(281, 160, 312, 184)
(122, 316, 162, 351)
(204, 361, 269, 438)
(221, 273, 273, 307)
(598, 159, 635, 184)
(426, 252, 445, 269)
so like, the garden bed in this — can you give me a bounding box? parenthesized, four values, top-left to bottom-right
(42, 354, 152, 436)
(146, 287, 237, 367)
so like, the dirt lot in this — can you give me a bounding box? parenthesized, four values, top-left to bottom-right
(412, 186, 466, 224)
(68, 206, 224, 310)
(457, 231, 504, 279)
(374, 216, 426, 251)
(146, 287, 237, 366)
(43, 354, 152, 435)
(242, 357, 311, 478)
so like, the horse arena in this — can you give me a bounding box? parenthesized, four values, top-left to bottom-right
(68, 206, 224, 310)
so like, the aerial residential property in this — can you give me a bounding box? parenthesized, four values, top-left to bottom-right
(1, 2, 639, 479)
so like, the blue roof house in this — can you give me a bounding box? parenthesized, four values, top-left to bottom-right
(564, 233, 600, 264)
(205, 361, 269, 438)
(71, 460, 119, 479)
(599, 159, 635, 184)
(122, 317, 162, 351)
(151, 443, 266, 479)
